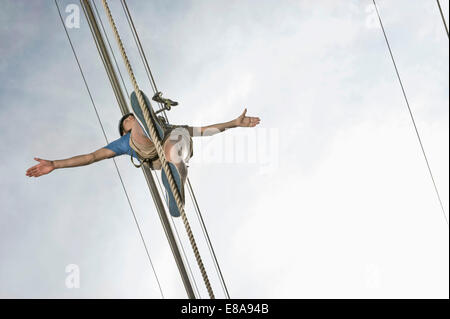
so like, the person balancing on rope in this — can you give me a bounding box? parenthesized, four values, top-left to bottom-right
(25, 92, 260, 216)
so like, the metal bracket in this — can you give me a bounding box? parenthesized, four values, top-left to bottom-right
(152, 91, 178, 114)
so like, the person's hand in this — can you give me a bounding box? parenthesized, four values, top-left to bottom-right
(234, 108, 261, 128)
(26, 157, 55, 178)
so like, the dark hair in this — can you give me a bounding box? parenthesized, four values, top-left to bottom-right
(118, 113, 134, 136)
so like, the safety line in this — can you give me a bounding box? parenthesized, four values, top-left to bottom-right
(186, 178, 230, 298)
(120, 0, 159, 98)
(91, 0, 131, 96)
(119, 0, 166, 120)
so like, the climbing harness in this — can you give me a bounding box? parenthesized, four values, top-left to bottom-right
(129, 152, 158, 169)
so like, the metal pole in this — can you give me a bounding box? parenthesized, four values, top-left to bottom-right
(436, 0, 449, 38)
(80, 0, 196, 299)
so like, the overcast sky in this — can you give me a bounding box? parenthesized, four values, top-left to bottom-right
(0, 0, 448, 298)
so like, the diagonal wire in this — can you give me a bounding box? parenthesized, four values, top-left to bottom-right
(91, 0, 130, 97)
(120, 0, 231, 298)
(153, 170, 202, 298)
(436, 0, 449, 38)
(55, 0, 165, 298)
(373, 0, 448, 225)
(186, 178, 230, 298)
(119, 0, 167, 120)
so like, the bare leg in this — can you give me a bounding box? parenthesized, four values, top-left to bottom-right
(164, 139, 188, 184)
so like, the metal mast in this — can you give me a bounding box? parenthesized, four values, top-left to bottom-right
(80, 0, 196, 299)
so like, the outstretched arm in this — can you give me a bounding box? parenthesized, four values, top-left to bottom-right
(25, 148, 115, 178)
(192, 108, 260, 137)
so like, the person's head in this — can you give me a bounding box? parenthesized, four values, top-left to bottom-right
(118, 113, 135, 136)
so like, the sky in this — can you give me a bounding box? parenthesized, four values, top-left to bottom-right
(0, 0, 448, 298)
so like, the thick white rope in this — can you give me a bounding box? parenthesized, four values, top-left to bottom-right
(101, 0, 214, 298)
